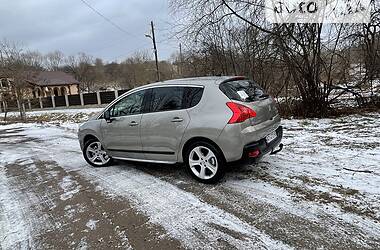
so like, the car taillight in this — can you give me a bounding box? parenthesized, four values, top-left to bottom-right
(226, 102, 256, 124)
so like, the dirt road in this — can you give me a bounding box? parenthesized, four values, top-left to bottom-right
(1, 113, 379, 249)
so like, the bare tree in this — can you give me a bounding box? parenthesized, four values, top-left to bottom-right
(358, 3, 380, 99)
(65, 52, 96, 92)
(44, 50, 65, 71)
(169, 0, 360, 117)
(0, 39, 38, 121)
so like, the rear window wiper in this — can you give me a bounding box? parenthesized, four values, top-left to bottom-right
(259, 94, 269, 99)
(245, 96, 258, 102)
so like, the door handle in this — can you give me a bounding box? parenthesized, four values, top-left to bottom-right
(171, 117, 183, 123)
(129, 121, 139, 126)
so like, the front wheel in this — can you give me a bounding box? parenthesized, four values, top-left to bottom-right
(185, 142, 225, 184)
(83, 139, 112, 167)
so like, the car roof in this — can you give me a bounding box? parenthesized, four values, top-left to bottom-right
(103, 76, 248, 114)
(141, 76, 247, 88)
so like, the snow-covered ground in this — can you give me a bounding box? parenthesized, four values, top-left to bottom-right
(0, 107, 102, 125)
(0, 109, 379, 249)
(0, 107, 103, 118)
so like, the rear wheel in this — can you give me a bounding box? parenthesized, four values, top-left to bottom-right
(83, 139, 112, 167)
(185, 141, 225, 184)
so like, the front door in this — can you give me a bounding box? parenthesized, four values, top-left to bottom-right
(101, 89, 147, 159)
(140, 87, 190, 162)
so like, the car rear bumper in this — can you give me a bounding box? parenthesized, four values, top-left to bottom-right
(239, 126, 283, 164)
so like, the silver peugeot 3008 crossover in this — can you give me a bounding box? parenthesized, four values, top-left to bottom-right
(78, 76, 283, 183)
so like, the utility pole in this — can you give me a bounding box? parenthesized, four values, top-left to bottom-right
(179, 43, 183, 76)
(149, 21, 160, 82)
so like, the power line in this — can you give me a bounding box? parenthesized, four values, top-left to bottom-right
(78, 1, 172, 63)
(79, 0, 136, 37)
(112, 43, 151, 62)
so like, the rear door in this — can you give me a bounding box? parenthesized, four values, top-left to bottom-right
(101, 89, 147, 159)
(140, 86, 191, 162)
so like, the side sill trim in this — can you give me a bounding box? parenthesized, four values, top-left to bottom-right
(112, 156, 176, 165)
(108, 149, 175, 155)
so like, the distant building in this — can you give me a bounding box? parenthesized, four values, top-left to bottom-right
(0, 71, 80, 99)
(27, 71, 80, 97)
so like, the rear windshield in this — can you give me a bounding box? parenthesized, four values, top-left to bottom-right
(219, 80, 269, 102)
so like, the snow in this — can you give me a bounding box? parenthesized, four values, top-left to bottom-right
(85, 219, 99, 231)
(0, 107, 103, 118)
(59, 176, 81, 201)
(223, 113, 379, 239)
(1, 123, 289, 249)
(76, 237, 88, 250)
(0, 109, 379, 248)
(273, 114, 380, 214)
(0, 107, 102, 128)
(83, 167, 289, 249)
(0, 168, 33, 249)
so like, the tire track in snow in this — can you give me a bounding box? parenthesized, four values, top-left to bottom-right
(3, 113, 380, 248)
(0, 167, 35, 249)
(0, 154, 175, 249)
(0, 158, 64, 250)
(134, 164, 380, 249)
(2, 123, 291, 249)
(80, 166, 290, 249)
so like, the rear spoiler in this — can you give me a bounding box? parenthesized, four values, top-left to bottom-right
(219, 76, 248, 85)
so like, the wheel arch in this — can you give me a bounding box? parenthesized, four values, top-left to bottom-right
(83, 134, 100, 145)
(181, 137, 226, 163)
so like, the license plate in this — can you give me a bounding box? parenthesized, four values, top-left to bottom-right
(266, 131, 277, 143)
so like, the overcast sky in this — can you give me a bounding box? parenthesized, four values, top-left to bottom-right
(0, 0, 178, 62)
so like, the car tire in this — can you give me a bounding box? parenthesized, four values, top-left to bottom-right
(83, 139, 113, 167)
(185, 141, 225, 184)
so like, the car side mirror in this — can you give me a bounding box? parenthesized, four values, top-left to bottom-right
(104, 110, 113, 123)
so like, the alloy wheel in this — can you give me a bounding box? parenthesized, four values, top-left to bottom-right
(189, 146, 218, 180)
(86, 141, 110, 166)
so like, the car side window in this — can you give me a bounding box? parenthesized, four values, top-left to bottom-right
(110, 90, 145, 117)
(150, 87, 184, 112)
(183, 87, 204, 108)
